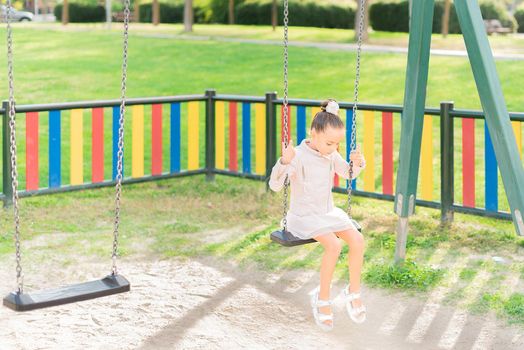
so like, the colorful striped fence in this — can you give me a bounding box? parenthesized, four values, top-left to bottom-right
(214, 102, 267, 176)
(459, 117, 523, 212)
(19, 102, 205, 192)
(271, 104, 523, 217)
(3, 93, 524, 222)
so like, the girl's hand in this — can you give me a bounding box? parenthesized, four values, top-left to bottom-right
(350, 144, 365, 167)
(281, 139, 296, 165)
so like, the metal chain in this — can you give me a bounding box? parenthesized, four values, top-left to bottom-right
(281, 0, 290, 232)
(112, 0, 131, 276)
(5, 0, 23, 294)
(347, 0, 366, 218)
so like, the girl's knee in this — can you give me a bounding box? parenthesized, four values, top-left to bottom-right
(355, 231, 364, 245)
(324, 238, 342, 255)
(347, 229, 364, 248)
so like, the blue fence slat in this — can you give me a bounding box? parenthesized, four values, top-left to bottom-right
(170, 103, 181, 173)
(485, 121, 498, 211)
(112, 106, 125, 180)
(242, 102, 251, 173)
(49, 110, 61, 188)
(346, 109, 357, 190)
(297, 105, 306, 144)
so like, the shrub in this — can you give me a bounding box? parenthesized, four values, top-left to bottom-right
(370, 0, 516, 34)
(514, 6, 524, 33)
(138, 2, 207, 23)
(55, 3, 106, 22)
(236, 0, 355, 29)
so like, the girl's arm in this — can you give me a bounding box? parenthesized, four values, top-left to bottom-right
(333, 150, 366, 180)
(268, 157, 298, 192)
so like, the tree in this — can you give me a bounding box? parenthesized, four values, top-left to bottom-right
(134, 0, 141, 22)
(184, 0, 193, 32)
(442, 0, 451, 37)
(152, 0, 160, 25)
(105, 0, 112, 29)
(272, 0, 277, 31)
(229, 0, 234, 24)
(354, 0, 369, 42)
(62, 0, 69, 25)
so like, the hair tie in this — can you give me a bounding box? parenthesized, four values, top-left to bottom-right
(326, 100, 339, 116)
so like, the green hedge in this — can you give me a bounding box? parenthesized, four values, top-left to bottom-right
(369, 1, 409, 32)
(56, 0, 347, 26)
(138, 3, 208, 23)
(515, 7, 524, 33)
(139, 3, 183, 23)
(209, 0, 245, 23)
(54, 3, 105, 22)
(370, 0, 516, 34)
(235, 0, 355, 29)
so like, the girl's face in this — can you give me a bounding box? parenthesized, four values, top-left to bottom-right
(310, 126, 345, 155)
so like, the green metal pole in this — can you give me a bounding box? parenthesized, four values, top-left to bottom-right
(440, 101, 454, 224)
(265, 92, 277, 191)
(205, 89, 216, 182)
(394, 0, 435, 262)
(455, 0, 524, 236)
(2, 101, 13, 207)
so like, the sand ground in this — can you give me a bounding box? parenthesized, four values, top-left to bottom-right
(1, 250, 523, 350)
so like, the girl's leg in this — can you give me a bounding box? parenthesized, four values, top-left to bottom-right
(313, 232, 342, 324)
(335, 228, 365, 308)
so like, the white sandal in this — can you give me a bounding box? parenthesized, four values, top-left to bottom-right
(308, 286, 334, 331)
(343, 285, 366, 324)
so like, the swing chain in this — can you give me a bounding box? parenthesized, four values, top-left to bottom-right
(281, 0, 290, 232)
(112, 0, 131, 276)
(347, 0, 366, 219)
(5, 0, 23, 294)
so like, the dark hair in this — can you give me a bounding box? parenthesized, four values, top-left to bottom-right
(311, 99, 344, 132)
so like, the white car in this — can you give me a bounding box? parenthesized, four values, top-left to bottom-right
(0, 5, 34, 22)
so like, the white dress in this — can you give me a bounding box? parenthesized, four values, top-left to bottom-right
(269, 139, 366, 239)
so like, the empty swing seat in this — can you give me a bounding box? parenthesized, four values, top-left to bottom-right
(271, 219, 362, 247)
(3, 274, 130, 312)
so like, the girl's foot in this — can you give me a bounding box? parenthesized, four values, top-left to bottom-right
(309, 286, 334, 331)
(343, 285, 366, 324)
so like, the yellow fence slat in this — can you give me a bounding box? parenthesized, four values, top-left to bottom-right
(420, 115, 433, 201)
(132, 105, 144, 178)
(188, 102, 199, 170)
(255, 103, 266, 175)
(215, 101, 225, 169)
(363, 110, 375, 192)
(512, 121, 522, 159)
(311, 106, 321, 123)
(70, 109, 83, 185)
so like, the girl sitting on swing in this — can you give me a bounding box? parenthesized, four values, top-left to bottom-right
(269, 99, 367, 331)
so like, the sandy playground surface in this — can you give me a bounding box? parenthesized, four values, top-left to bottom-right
(1, 252, 524, 350)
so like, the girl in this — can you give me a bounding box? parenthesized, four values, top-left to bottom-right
(269, 99, 366, 331)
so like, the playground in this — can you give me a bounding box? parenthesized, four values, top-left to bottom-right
(1, 0, 524, 349)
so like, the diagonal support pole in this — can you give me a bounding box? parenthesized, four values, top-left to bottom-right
(454, 0, 524, 236)
(394, 0, 435, 262)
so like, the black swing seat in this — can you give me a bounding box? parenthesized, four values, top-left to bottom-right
(3, 274, 130, 312)
(270, 219, 363, 247)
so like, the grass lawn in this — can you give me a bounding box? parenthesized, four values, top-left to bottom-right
(1, 25, 523, 110)
(0, 26, 522, 211)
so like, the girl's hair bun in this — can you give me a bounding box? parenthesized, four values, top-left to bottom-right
(311, 99, 344, 132)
